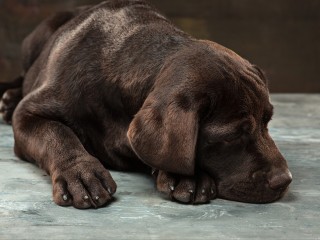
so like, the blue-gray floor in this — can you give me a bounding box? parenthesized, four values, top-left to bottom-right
(0, 94, 319, 240)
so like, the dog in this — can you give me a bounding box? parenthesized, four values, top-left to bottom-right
(0, 0, 292, 208)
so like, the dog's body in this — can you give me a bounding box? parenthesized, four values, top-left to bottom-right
(0, 0, 292, 208)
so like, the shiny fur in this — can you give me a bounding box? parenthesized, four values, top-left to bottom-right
(0, 0, 291, 208)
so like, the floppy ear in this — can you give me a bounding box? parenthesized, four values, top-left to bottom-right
(127, 89, 199, 176)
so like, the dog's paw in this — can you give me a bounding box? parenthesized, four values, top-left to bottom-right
(154, 170, 217, 204)
(0, 88, 22, 124)
(51, 158, 117, 209)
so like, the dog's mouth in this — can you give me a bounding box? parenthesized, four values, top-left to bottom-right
(215, 179, 290, 203)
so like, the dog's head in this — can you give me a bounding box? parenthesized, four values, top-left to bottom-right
(127, 40, 292, 203)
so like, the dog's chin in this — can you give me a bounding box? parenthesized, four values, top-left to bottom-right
(216, 180, 290, 204)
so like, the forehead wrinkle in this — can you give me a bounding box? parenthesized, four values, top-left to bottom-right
(242, 79, 267, 101)
(238, 77, 269, 117)
(244, 68, 266, 87)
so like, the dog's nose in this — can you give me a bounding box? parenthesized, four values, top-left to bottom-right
(268, 169, 292, 190)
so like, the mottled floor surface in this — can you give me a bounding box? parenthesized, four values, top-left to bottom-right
(0, 94, 319, 240)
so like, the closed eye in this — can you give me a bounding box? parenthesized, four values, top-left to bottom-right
(204, 119, 253, 145)
(223, 132, 242, 143)
(206, 131, 242, 145)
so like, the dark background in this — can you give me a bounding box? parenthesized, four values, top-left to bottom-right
(0, 0, 319, 92)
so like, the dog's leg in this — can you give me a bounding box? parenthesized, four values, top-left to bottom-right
(12, 96, 116, 209)
(154, 170, 217, 204)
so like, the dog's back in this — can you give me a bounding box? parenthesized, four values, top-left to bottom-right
(22, 1, 190, 98)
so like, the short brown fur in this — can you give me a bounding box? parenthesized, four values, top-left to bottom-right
(0, 0, 291, 208)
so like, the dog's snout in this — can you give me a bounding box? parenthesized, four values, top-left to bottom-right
(268, 169, 292, 190)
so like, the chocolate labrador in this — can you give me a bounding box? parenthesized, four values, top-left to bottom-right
(0, 0, 292, 208)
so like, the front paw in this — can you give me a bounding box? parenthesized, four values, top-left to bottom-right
(0, 88, 22, 124)
(154, 170, 217, 204)
(51, 158, 117, 209)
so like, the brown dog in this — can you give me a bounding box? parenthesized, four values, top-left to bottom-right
(0, 0, 292, 208)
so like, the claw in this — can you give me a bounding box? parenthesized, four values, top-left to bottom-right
(62, 194, 68, 201)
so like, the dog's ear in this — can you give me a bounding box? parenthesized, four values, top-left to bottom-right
(127, 88, 199, 175)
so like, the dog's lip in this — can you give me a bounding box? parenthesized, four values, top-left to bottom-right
(215, 179, 290, 203)
(217, 188, 287, 204)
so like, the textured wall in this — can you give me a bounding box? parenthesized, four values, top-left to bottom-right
(0, 0, 319, 92)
